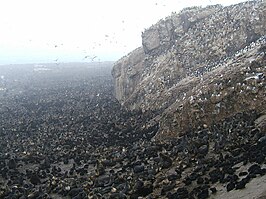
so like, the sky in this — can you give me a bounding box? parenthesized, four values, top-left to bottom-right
(0, 0, 247, 65)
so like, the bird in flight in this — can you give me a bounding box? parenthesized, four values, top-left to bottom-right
(91, 56, 97, 61)
(83, 55, 97, 62)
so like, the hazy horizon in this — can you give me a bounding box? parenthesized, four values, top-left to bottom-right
(0, 0, 248, 65)
(0, 61, 115, 67)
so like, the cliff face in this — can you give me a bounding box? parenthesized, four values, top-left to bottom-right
(111, 47, 145, 103)
(112, 1, 266, 138)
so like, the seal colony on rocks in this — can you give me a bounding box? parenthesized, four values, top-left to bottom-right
(1, 1, 266, 199)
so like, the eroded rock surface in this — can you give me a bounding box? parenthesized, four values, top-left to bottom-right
(111, 47, 145, 103)
(112, 0, 266, 138)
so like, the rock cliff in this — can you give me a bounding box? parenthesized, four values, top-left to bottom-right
(112, 1, 266, 138)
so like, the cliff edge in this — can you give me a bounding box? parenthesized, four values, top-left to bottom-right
(112, 1, 266, 139)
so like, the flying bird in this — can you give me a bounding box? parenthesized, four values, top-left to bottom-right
(91, 56, 97, 61)
(83, 55, 97, 61)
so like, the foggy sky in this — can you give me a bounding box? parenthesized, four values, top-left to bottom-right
(0, 0, 247, 65)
